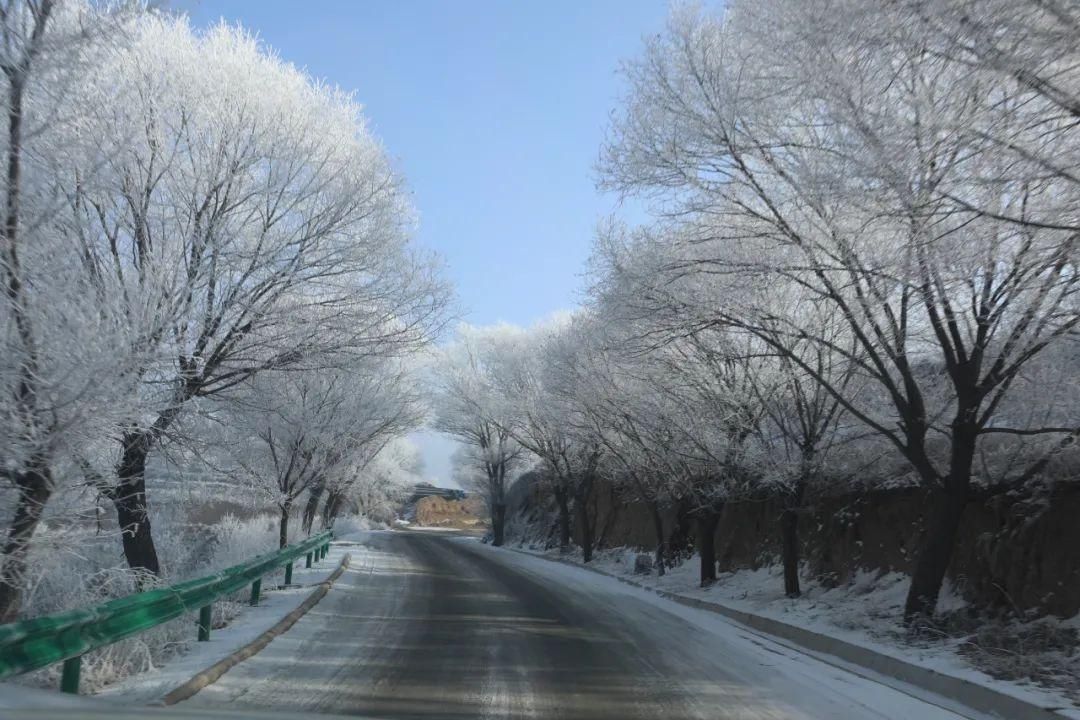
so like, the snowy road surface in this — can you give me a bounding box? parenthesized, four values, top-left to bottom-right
(182, 531, 977, 720)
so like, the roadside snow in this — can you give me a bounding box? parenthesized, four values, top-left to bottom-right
(509, 543, 1080, 718)
(401, 524, 468, 533)
(0, 682, 115, 711)
(95, 537, 362, 704)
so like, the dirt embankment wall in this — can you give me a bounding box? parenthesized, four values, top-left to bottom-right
(414, 495, 487, 529)
(514, 478, 1080, 617)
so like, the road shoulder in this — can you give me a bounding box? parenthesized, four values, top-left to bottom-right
(485, 540, 1074, 720)
(95, 537, 363, 705)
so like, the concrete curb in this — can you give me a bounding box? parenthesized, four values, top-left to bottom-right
(507, 547, 1071, 720)
(157, 553, 352, 706)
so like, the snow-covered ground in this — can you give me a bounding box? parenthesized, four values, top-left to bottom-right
(93, 535, 360, 705)
(511, 543, 1080, 718)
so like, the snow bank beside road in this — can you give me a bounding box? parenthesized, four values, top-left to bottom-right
(96, 539, 359, 704)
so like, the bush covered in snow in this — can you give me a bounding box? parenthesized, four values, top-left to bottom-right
(958, 617, 1080, 704)
(331, 514, 378, 537)
(14, 507, 285, 694)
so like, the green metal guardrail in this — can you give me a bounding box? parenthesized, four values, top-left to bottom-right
(0, 530, 333, 694)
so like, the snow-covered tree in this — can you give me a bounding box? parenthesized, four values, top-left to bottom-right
(600, 0, 1080, 619)
(485, 315, 610, 560)
(591, 222, 861, 594)
(343, 436, 423, 526)
(224, 359, 424, 548)
(431, 324, 526, 546)
(308, 363, 426, 531)
(0, 0, 151, 622)
(71, 15, 449, 576)
(540, 316, 679, 572)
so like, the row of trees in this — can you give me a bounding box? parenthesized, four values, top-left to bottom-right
(0, 1, 449, 621)
(434, 0, 1080, 623)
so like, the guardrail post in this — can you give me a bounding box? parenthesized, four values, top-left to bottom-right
(60, 656, 81, 694)
(250, 578, 261, 606)
(198, 604, 212, 641)
(322, 543, 328, 559)
(284, 561, 293, 586)
(305, 551, 313, 568)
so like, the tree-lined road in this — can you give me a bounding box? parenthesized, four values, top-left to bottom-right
(183, 531, 974, 720)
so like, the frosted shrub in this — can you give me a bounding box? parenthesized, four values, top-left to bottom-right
(16, 511, 221, 692)
(960, 617, 1080, 703)
(330, 514, 374, 537)
(206, 514, 286, 611)
(209, 514, 280, 572)
(11, 509, 290, 693)
(22, 527, 137, 620)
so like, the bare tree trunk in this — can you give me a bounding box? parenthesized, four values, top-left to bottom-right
(491, 502, 506, 546)
(0, 6, 57, 621)
(554, 485, 571, 552)
(904, 418, 975, 623)
(780, 479, 807, 598)
(325, 490, 349, 528)
(696, 509, 721, 587)
(665, 498, 694, 564)
(647, 499, 666, 577)
(596, 484, 619, 548)
(302, 480, 325, 535)
(278, 499, 292, 550)
(780, 508, 800, 597)
(577, 496, 594, 562)
(0, 466, 51, 623)
(489, 463, 507, 546)
(114, 432, 160, 581)
(575, 473, 597, 563)
(321, 489, 339, 528)
(904, 485, 968, 622)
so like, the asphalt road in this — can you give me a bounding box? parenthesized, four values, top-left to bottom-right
(182, 531, 976, 720)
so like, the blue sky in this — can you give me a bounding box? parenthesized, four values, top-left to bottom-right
(181, 0, 670, 485)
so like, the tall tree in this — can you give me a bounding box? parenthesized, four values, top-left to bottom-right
(74, 16, 449, 577)
(336, 437, 422, 527)
(226, 362, 423, 549)
(431, 324, 526, 546)
(0, 0, 149, 622)
(600, 0, 1080, 620)
(485, 317, 606, 560)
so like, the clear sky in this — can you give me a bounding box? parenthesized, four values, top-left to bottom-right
(180, 0, 670, 486)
